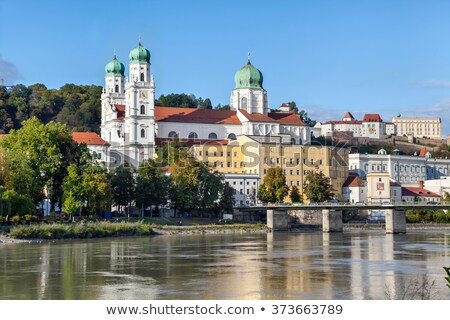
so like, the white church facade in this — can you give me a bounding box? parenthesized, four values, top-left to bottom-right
(100, 42, 310, 167)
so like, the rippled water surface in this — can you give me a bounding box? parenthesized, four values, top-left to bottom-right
(1, 230, 449, 299)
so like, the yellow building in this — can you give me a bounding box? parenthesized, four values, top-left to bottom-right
(191, 135, 349, 202)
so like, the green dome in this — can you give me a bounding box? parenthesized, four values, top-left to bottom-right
(105, 55, 125, 76)
(234, 60, 264, 89)
(129, 42, 150, 64)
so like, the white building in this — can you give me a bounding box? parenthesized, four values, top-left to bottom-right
(100, 42, 310, 167)
(223, 173, 260, 207)
(320, 112, 395, 139)
(342, 174, 366, 203)
(349, 149, 450, 185)
(423, 177, 450, 196)
(392, 116, 442, 140)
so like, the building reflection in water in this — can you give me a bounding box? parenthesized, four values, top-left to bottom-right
(0, 230, 449, 299)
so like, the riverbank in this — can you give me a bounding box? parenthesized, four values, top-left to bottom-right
(0, 222, 269, 243)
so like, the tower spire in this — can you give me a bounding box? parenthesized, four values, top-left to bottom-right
(113, 48, 116, 59)
(138, 34, 142, 45)
(247, 50, 251, 63)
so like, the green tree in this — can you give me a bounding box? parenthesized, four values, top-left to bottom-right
(3, 189, 34, 215)
(197, 164, 223, 210)
(1, 117, 79, 208)
(155, 140, 188, 166)
(170, 156, 202, 212)
(156, 93, 197, 108)
(303, 171, 334, 202)
(258, 167, 289, 204)
(299, 110, 317, 127)
(110, 164, 135, 216)
(289, 186, 302, 203)
(218, 181, 235, 214)
(135, 159, 170, 216)
(199, 98, 213, 109)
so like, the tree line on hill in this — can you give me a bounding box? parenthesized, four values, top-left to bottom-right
(0, 117, 234, 221)
(0, 85, 231, 134)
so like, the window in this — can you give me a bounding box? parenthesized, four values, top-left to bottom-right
(140, 105, 145, 115)
(199, 151, 202, 156)
(227, 152, 231, 157)
(319, 160, 323, 165)
(241, 97, 248, 109)
(168, 131, 178, 138)
(208, 132, 218, 140)
(188, 132, 198, 139)
(228, 133, 237, 140)
(205, 151, 209, 156)
(141, 129, 145, 138)
(115, 85, 119, 93)
(310, 159, 314, 165)
(140, 73, 144, 81)
(97, 153, 102, 160)
(220, 152, 224, 157)
(291, 138, 296, 145)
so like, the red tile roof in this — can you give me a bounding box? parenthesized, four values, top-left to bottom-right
(155, 137, 229, 147)
(239, 109, 278, 123)
(72, 132, 110, 146)
(324, 120, 363, 125)
(343, 112, 355, 120)
(155, 106, 241, 124)
(268, 112, 307, 125)
(115, 104, 125, 120)
(402, 187, 440, 198)
(363, 114, 383, 122)
(343, 175, 364, 188)
(419, 147, 428, 157)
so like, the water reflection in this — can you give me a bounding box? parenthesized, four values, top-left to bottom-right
(0, 231, 449, 300)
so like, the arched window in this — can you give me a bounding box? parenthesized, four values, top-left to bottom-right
(227, 133, 237, 140)
(140, 73, 144, 81)
(208, 132, 218, 140)
(115, 84, 119, 93)
(141, 129, 146, 138)
(241, 97, 247, 109)
(140, 105, 145, 115)
(168, 131, 179, 138)
(188, 132, 198, 139)
(291, 138, 296, 145)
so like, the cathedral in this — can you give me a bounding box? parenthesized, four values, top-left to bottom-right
(100, 41, 311, 167)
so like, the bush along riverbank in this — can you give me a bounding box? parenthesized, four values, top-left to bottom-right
(8, 221, 154, 240)
(4, 221, 269, 240)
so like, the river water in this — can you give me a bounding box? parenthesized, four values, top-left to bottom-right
(0, 230, 449, 300)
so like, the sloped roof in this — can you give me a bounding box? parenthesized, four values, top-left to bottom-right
(115, 104, 125, 120)
(155, 106, 241, 125)
(343, 175, 364, 188)
(363, 114, 383, 122)
(390, 179, 401, 187)
(239, 109, 278, 123)
(72, 132, 110, 146)
(268, 112, 307, 125)
(402, 187, 440, 198)
(343, 112, 355, 120)
(419, 147, 428, 157)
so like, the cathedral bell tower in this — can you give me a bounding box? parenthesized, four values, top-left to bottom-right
(123, 40, 156, 166)
(230, 53, 268, 115)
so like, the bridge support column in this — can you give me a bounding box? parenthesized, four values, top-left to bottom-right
(386, 209, 406, 234)
(267, 210, 290, 231)
(322, 209, 343, 232)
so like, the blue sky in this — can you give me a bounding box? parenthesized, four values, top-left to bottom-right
(1, 0, 450, 134)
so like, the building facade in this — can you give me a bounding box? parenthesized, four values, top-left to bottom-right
(100, 43, 311, 168)
(349, 150, 450, 185)
(392, 116, 442, 140)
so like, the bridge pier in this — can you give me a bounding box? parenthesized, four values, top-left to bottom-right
(267, 210, 290, 231)
(322, 209, 343, 232)
(385, 209, 406, 234)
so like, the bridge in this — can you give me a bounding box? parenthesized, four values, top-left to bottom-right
(237, 203, 450, 234)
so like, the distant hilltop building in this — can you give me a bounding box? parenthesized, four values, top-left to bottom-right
(100, 41, 311, 167)
(392, 116, 442, 140)
(320, 112, 395, 139)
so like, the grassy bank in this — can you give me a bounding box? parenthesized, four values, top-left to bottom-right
(9, 221, 154, 240)
(6, 221, 268, 240)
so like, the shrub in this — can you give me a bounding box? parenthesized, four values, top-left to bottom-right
(9, 221, 154, 239)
